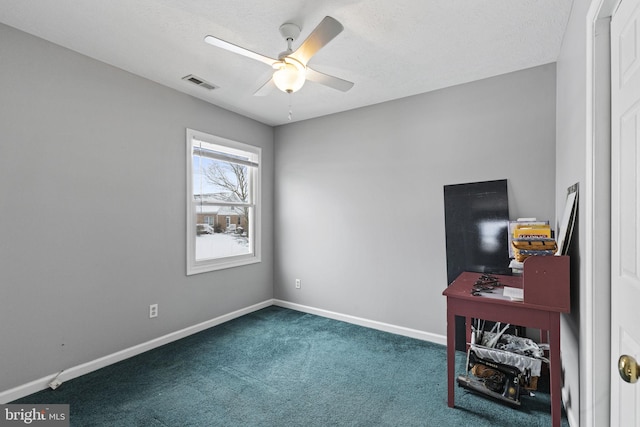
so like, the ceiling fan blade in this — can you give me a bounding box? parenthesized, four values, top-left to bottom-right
(204, 35, 277, 67)
(291, 16, 344, 66)
(253, 77, 276, 96)
(306, 68, 354, 92)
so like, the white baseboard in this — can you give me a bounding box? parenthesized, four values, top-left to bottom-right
(273, 299, 447, 346)
(0, 300, 274, 404)
(562, 384, 578, 427)
(1, 299, 445, 404)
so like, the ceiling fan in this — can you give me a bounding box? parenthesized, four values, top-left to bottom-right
(204, 16, 354, 95)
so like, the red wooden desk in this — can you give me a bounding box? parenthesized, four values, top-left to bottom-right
(443, 262, 569, 427)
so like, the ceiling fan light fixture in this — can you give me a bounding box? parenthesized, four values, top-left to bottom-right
(273, 58, 306, 93)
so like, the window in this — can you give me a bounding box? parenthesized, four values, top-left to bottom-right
(186, 128, 261, 275)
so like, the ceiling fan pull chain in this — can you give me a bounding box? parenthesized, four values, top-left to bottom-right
(288, 92, 293, 121)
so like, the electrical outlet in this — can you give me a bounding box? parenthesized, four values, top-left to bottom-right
(295, 279, 301, 289)
(149, 304, 158, 318)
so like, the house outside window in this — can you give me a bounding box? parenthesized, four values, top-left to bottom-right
(186, 128, 261, 275)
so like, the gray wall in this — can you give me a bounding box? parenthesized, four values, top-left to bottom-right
(0, 23, 274, 392)
(555, 1, 613, 425)
(555, 2, 586, 421)
(274, 64, 557, 336)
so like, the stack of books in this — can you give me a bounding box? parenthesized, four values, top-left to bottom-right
(508, 219, 557, 274)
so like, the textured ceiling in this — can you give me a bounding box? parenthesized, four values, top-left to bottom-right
(0, 0, 573, 126)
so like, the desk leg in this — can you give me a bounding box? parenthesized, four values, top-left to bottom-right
(447, 302, 455, 407)
(549, 313, 561, 427)
(539, 329, 548, 344)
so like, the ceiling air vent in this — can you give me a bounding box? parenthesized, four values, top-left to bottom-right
(182, 74, 218, 91)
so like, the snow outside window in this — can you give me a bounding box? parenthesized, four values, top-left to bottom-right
(186, 128, 261, 275)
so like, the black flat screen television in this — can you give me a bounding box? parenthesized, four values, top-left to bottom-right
(444, 179, 510, 282)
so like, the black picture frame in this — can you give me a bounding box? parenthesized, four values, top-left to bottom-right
(557, 183, 578, 256)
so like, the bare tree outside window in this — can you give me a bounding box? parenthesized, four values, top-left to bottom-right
(204, 161, 250, 236)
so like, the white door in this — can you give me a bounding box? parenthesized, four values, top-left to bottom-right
(611, 0, 640, 425)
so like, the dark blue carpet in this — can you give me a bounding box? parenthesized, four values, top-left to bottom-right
(14, 306, 568, 426)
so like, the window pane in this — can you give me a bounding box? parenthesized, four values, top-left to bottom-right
(195, 206, 251, 261)
(193, 156, 250, 203)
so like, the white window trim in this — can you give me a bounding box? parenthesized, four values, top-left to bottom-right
(186, 128, 261, 275)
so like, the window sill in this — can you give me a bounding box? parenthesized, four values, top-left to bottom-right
(187, 255, 261, 275)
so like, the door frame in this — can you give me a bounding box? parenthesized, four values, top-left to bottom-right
(585, 0, 618, 426)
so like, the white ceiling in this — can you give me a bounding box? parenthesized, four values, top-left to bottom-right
(1, 0, 573, 126)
